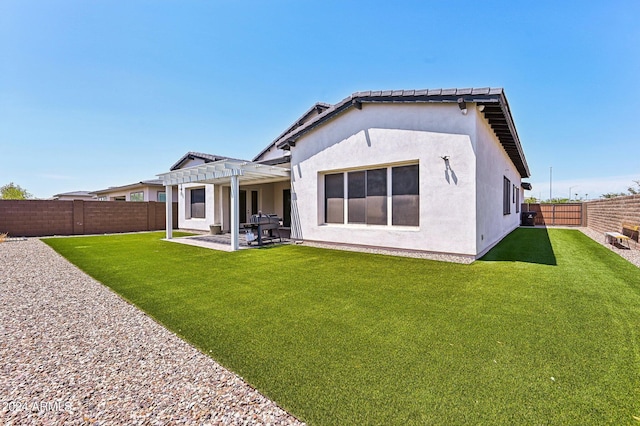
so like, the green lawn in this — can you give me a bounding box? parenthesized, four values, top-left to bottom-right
(43, 228, 640, 425)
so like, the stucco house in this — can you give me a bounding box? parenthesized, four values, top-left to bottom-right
(93, 179, 178, 202)
(159, 87, 530, 260)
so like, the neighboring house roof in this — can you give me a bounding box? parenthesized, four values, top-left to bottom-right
(170, 152, 246, 171)
(51, 191, 97, 200)
(92, 179, 164, 195)
(275, 88, 530, 178)
(252, 102, 331, 162)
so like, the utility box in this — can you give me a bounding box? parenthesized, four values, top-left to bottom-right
(521, 211, 537, 226)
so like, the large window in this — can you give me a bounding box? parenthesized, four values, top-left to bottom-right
(190, 188, 205, 219)
(503, 177, 511, 215)
(324, 164, 418, 227)
(130, 191, 144, 202)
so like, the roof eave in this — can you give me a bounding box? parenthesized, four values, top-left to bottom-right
(276, 88, 530, 178)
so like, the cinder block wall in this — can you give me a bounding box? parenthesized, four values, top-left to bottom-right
(586, 195, 640, 238)
(0, 200, 73, 236)
(0, 200, 178, 237)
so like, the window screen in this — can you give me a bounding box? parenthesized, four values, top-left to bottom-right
(348, 171, 366, 223)
(366, 168, 387, 225)
(392, 165, 419, 226)
(325, 173, 344, 223)
(157, 191, 166, 202)
(130, 191, 144, 202)
(191, 188, 205, 218)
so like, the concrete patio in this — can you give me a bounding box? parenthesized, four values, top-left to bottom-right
(165, 231, 292, 252)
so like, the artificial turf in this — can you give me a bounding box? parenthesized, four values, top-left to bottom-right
(43, 228, 640, 425)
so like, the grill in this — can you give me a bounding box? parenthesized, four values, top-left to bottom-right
(244, 213, 282, 246)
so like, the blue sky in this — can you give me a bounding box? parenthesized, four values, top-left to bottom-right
(1, 0, 638, 200)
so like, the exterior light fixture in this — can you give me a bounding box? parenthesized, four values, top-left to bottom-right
(457, 98, 467, 115)
(477, 104, 485, 112)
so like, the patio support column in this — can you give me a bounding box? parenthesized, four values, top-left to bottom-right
(230, 174, 239, 251)
(165, 184, 173, 239)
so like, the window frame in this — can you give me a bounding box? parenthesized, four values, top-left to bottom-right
(323, 163, 418, 228)
(190, 187, 206, 219)
(391, 164, 420, 227)
(324, 172, 345, 224)
(130, 191, 144, 202)
(503, 176, 511, 215)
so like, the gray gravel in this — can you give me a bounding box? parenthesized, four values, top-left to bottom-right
(579, 227, 640, 268)
(300, 241, 475, 264)
(0, 238, 304, 426)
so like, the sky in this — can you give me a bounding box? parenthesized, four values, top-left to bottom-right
(1, 0, 638, 200)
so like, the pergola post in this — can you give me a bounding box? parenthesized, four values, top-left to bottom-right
(165, 185, 173, 239)
(230, 174, 239, 251)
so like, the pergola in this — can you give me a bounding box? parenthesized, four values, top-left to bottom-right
(157, 159, 290, 251)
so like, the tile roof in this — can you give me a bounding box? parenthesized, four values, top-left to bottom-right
(169, 152, 247, 171)
(275, 88, 529, 177)
(53, 191, 95, 197)
(92, 179, 165, 194)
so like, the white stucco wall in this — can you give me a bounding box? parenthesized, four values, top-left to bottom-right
(289, 103, 480, 256)
(474, 109, 523, 257)
(178, 183, 216, 231)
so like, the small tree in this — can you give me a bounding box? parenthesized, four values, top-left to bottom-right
(548, 197, 571, 204)
(0, 182, 32, 200)
(628, 180, 640, 195)
(601, 192, 627, 199)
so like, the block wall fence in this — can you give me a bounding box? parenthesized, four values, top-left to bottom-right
(0, 200, 178, 237)
(585, 194, 640, 237)
(1, 196, 637, 239)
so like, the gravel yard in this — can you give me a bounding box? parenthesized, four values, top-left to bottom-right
(0, 238, 304, 426)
